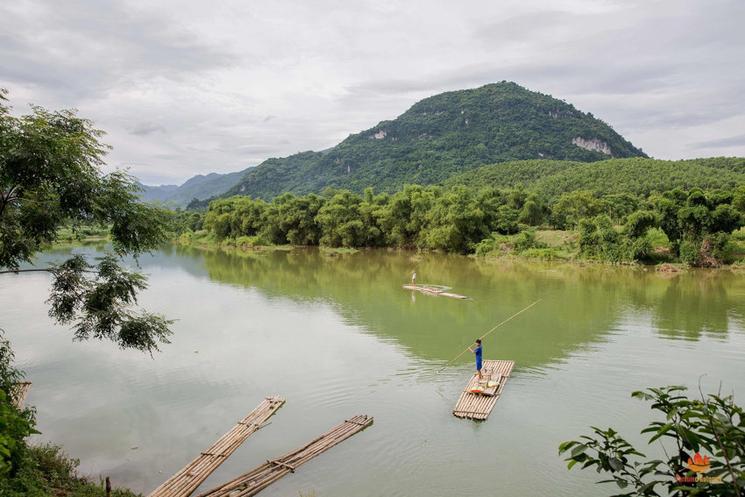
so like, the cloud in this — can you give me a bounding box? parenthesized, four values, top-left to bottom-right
(1, 0, 743, 183)
(0, 0, 236, 100)
(129, 122, 166, 136)
(695, 134, 745, 149)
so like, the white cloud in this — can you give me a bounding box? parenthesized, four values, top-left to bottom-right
(1, 0, 743, 184)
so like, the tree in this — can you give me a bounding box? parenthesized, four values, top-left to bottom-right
(624, 210, 657, 239)
(266, 193, 324, 246)
(650, 189, 743, 265)
(518, 195, 546, 226)
(559, 386, 744, 496)
(315, 190, 366, 247)
(551, 190, 606, 229)
(734, 186, 745, 213)
(376, 185, 437, 247)
(1, 91, 174, 479)
(420, 186, 488, 253)
(1, 90, 172, 352)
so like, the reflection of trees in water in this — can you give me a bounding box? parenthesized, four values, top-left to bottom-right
(605, 267, 745, 340)
(87, 246, 745, 365)
(167, 248, 636, 368)
(651, 272, 745, 340)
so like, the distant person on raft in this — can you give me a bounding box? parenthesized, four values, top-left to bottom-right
(411, 271, 416, 285)
(469, 339, 483, 380)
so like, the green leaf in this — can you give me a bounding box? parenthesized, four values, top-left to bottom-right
(608, 457, 624, 472)
(647, 422, 674, 443)
(571, 443, 588, 457)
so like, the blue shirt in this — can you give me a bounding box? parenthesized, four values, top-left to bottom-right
(475, 345, 482, 361)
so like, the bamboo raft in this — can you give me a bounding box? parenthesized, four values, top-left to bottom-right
(11, 381, 31, 409)
(148, 396, 285, 497)
(453, 360, 514, 420)
(402, 284, 468, 300)
(196, 415, 373, 497)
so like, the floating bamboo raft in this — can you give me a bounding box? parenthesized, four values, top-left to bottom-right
(148, 396, 285, 497)
(11, 381, 31, 409)
(196, 415, 373, 497)
(453, 360, 514, 420)
(402, 284, 468, 300)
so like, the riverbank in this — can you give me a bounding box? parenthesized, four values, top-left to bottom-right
(1, 444, 140, 497)
(174, 228, 745, 271)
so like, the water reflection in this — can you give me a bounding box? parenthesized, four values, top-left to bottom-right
(158, 247, 745, 365)
(7, 245, 745, 497)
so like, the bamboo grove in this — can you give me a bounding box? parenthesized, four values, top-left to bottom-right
(173, 184, 745, 267)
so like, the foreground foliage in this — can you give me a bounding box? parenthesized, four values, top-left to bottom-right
(1, 443, 140, 497)
(0, 332, 36, 476)
(559, 386, 745, 496)
(1, 91, 172, 490)
(0, 89, 172, 352)
(1, 333, 139, 496)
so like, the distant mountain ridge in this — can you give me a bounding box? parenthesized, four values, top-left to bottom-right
(138, 167, 252, 207)
(222, 81, 647, 200)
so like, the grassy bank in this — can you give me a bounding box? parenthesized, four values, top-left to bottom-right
(175, 230, 360, 257)
(1, 444, 140, 497)
(174, 226, 745, 269)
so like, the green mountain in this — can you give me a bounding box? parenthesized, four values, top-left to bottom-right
(443, 157, 745, 198)
(139, 167, 252, 207)
(225, 81, 646, 200)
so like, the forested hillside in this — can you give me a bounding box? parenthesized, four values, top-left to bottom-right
(225, 82, 646, 199)
(139, 166, 252, 207)
(444, 157, 745, 198)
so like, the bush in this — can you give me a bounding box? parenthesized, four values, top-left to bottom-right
(707, 233, 736, 264)
(513, 230, 544, 252)
(0, 332, 37, 477)
(234, 235, 269, 249)
(560, 386, 745, 496)
(679, 239, 700, 266)
(519, 247, 561, 260)
(0, 444, 141, 497)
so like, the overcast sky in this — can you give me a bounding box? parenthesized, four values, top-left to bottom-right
(2, 0, 744, 185)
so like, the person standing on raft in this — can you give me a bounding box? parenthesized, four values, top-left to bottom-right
(411, 271, 417, 285)
(469, 339, 483, 380)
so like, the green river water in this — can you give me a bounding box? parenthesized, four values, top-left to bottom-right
(2, 245, 744, 497)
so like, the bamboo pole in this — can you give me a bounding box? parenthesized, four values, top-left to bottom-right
(438, 300, 540, 373)
(196, 415, 373, 497)
(10, 381, 32, 410)
(148, 396, 285, 497)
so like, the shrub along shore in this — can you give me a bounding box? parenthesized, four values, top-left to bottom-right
(173, 184, 745, 267)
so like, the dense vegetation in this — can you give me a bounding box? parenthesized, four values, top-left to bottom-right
(216, 82, 645, 200)
(560, 386, 744, 496)
(175, 181, 745, 266)
(445, 157, 745, 199)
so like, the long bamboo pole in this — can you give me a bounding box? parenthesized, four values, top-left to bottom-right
(148, 396, 284, 497)
(196, 415, 373, 497)
(438, 299, 540, 372)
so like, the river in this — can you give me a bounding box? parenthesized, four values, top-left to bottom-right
(2, 245, 744, 497)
